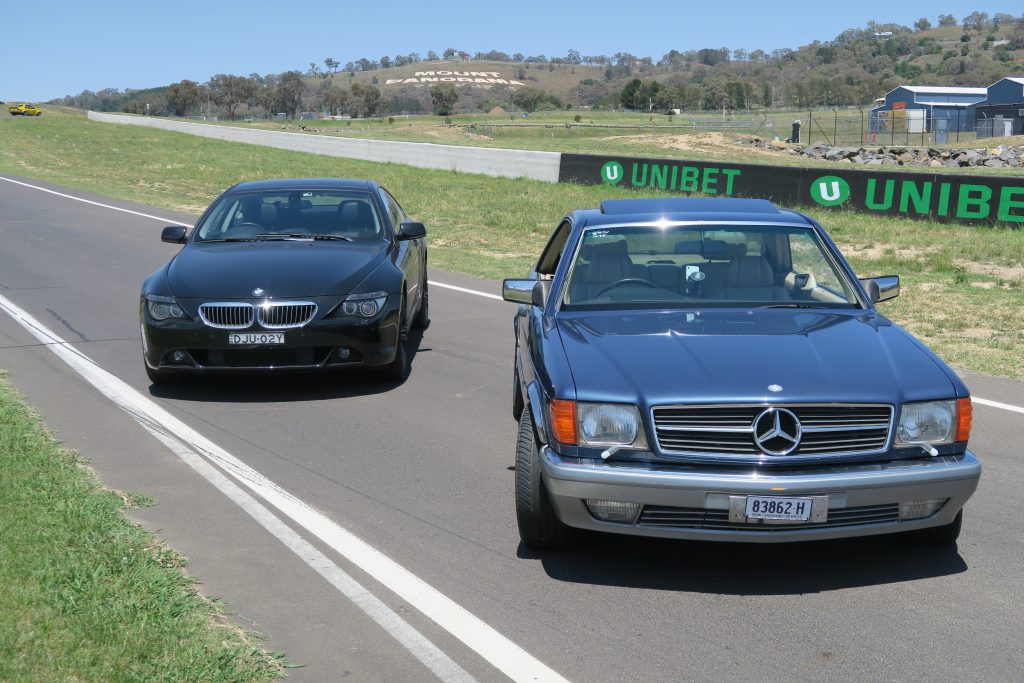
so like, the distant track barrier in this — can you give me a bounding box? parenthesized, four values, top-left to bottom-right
(90, 112, 1022, 226)
(87, 111, 561, 182)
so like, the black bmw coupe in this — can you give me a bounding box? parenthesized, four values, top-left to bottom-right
(140, 178, 428, 383)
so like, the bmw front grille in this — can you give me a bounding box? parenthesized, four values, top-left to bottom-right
(197, 301, 318, 330)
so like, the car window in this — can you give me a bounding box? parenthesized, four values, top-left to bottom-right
(561, 224, 860, 309)
(379, 189, 407, 229)
(536, 220, 572, 276)
(194, 190, 384, 241)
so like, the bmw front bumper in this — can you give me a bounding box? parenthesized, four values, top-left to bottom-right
(541, 447, 981, 543)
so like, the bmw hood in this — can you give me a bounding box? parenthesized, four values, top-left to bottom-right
(555, 309, 957, 406)
(166, 241, 388, 298)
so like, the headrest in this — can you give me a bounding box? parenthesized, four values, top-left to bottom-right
(701, 240, 728, 258)
(259, 203, 277, 227)
(338, 201, 375, 231)
(727, 255, 774, 287)
(586, 248, 631, 283)
(724, 243, 748, 259)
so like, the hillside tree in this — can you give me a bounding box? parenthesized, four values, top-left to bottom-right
(511, 87, 546, 112)
(938, 14, 957, 26)
(429, 83, 458, 115)
(208, 74, 255, 120)
(275, 71, 305, 117)
(914, 17, 932, 31)
(166, 80, 200, 117)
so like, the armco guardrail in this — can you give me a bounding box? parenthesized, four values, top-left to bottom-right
(87, 111, 561, 183)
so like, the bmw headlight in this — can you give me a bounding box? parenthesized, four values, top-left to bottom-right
(146, 294, 187, 321)
(895, 400, 955, 447)
(334, 291, 387, 318)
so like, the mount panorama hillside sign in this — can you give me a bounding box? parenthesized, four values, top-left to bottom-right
(385, 71, 526, 88)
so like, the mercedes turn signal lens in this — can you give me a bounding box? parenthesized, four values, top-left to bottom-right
(549, 399, 577, 445)
(955, 397, 973, 443)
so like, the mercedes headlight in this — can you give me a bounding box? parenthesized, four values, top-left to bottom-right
(334, 291, 387, 318)
(146, 294, 187, 321)
(550, 400, 648, 458)
(895, 400, 955, 447)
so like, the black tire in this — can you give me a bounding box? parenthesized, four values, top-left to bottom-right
(381, 298, 409, 381)
(906, 510, 962, 546)
(412, 277, 429, 330)
(515, 410, 572, 550)
(511, 362, 524, 421)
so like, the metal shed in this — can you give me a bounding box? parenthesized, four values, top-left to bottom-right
(976, 77, 1024, 138)
(869, 86, 987, 139)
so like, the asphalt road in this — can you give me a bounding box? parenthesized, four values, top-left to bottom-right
(1, 175, 1022, 682)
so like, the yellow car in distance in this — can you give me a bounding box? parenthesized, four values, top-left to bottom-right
(8, 103, 42, 116)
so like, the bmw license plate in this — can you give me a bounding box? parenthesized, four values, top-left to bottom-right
(228, 332, 285, 345)
(745, 496, 813, 522)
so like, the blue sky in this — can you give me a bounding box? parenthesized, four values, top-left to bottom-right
(2, 1, 1020, 102)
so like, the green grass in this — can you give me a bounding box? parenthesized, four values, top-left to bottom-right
(0, 375, 284, 682)
(1, 107, 1022, 378)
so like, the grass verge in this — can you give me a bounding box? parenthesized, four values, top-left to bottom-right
(1, 108, 1021, 378)
(0, 374, 284, 681)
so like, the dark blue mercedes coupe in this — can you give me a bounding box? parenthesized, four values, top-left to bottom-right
(141, 178, 428, 383)
(504, 197, 979, 549)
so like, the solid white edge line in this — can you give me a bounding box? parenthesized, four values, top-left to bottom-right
(0, 291, 568, 683)
(973, 397, 1024, 415)
(429, 280, 504, 301)
(0, 175, 188, 224)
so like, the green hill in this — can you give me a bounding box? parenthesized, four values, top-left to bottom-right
(56, 13, 1024, 117)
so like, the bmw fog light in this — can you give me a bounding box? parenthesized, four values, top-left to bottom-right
(172, 350, 187, 362)
(899, 498, 948, 521)
(337, 347, 351, 360)
(585, 499, 640, 524)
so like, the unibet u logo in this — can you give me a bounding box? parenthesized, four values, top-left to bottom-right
(810, 175, 850, 207)
(601, 161, 624, 185)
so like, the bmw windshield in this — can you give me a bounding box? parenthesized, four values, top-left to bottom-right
(561, 224, 863, 310)
(194, 190, 384, 242)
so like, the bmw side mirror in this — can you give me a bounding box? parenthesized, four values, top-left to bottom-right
(860, 275, 899, 303)
(161, 226, 188, 244)
(397, 222, 426, 240)
(502, 279, 535, 305)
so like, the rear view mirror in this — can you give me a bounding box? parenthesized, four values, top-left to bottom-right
(859, 275, 900, 303)
(161, 226, 188, 244)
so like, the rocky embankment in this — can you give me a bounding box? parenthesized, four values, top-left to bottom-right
(738, 137, 1023, 168)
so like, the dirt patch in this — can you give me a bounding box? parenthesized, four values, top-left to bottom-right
(953, 259, 1024, 282)
(600, 132, 782, 158)
(844, 243, 941, 260)
(960, 327, 996, 339)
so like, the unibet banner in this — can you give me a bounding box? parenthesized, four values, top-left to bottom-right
(560, 153, 1024, 225)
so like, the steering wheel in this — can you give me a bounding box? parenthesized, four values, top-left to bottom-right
(596, 278, 657, 297)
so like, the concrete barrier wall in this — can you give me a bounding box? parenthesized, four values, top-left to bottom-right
(88, 111, 562, 183)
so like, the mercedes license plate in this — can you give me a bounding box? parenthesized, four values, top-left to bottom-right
(228, 332, 285, 345)
(745, 496, 813, 522)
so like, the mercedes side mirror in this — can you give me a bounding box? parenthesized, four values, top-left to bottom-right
(503, 279, 550, 307)
(860, 275, 900, 303)
(161, 226, 188, 244)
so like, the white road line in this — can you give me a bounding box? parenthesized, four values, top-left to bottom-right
(0, 176, 186, 224)
(0, 291, 569, 683)
(1, 173, 1021, 417)
(429, 280, 504, 301)
(973, 397, 1024, 415)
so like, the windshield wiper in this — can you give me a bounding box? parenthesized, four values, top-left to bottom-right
(759, 303, 830, 309)
(255, 233, 353, 241)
